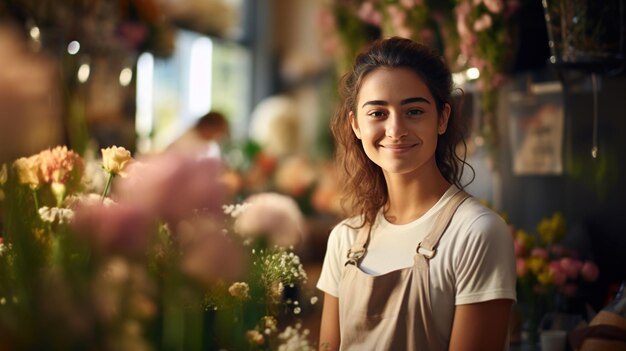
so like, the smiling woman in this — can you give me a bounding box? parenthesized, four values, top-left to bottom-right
(317, 37, 517, 351)
(349, 67, 449, 182)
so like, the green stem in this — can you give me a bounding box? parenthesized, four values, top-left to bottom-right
(31, 188, 39, 211)
(101, 173, 114, 200)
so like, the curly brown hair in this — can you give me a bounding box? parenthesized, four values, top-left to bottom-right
(331, 37, 472, 228)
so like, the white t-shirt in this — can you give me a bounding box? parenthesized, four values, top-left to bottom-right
(317, 186, 517, 344)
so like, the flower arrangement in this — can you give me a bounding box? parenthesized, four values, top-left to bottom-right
(0, 145, 317, 350)
(222, 139, 343, 218)
(512, 212, 599, 341)
(322, 0, 520, 157)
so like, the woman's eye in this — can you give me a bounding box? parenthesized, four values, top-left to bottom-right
(407, 109, 423, 116)
(368, 111, 386, 118)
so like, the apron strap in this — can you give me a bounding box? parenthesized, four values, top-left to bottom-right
(345, 224, 371, 266)
(416, 189, 470, 259)
(413, 189, 470, 349)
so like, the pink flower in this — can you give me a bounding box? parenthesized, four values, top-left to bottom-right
(530, 247, 549, 260)
(114, 153, 226, 223)
(357, 2, 383, 27)
(581, 261, 599, 282)
(235, 193, 305, 248)
(71, 202, 151, 257)
(38, 146, 84, 184)
(516, 258, 527, 277)
(548, 261, 567, 286)
(550, 244, 566, 257)
(179, 220, 246, 285)
(513, 239, 524, 257)
(560, 257, 583, 279)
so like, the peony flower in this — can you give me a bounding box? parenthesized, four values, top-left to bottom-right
(234, 193, 305, 248)
(114, 153, 226, 223)
(13, 154, 41, 188)
(581, 261, 599, 282)
(101, 146, 132, 176)
(180, 223, 246, 285)
(71, 202, 152, 257)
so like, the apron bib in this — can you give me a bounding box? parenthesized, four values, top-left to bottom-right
(338, 190, 470, 351)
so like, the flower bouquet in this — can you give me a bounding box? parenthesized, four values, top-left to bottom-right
(0, 145, 317, 350)
(513, 212, 599, 344)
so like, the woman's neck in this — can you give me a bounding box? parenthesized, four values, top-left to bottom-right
(383, 171, 451, 225)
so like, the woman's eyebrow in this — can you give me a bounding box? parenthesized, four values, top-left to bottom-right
(361, 97, 431, 108)
(400, 97, 430, 105)
(361, 100, 387, 108)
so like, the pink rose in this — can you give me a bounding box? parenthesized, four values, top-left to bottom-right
(516, 258, 527, 277)
(513, 239, 524, 257)
(560, 257, 583, 279)
(581, 261, 599, 282)
(531, 247, 549, 260)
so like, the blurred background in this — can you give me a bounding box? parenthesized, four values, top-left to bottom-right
(1, 0, 625, 346)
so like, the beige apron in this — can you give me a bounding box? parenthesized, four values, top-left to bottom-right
(338, 190, 470, 351)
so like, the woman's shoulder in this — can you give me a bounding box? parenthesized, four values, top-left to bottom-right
(452, 196, 511, 241)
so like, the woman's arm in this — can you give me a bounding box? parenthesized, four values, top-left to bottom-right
(319, 293, 340, 351)
(448, 299, 513, 351)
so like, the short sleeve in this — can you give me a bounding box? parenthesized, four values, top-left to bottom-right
(454, 213, 517, 305)
(316, 224, 345, 297)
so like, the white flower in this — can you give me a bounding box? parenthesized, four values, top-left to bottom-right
(38, 206, 74, 224)
(228, 282, 251, 300)
(277, 323, 314, 351)
(101, 146, 132, 176)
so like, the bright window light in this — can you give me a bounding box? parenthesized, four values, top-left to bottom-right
(136, 52, 154, 141)
(188, 37, 213, 117)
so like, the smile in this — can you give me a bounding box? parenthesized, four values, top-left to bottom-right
(380, 143, 416, 152)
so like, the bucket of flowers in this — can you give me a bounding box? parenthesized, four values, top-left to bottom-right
(512, 212, 599, 345)
(0, 145, 317, 350)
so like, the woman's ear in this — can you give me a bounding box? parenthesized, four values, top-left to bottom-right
(438, 103, 451, 135)
(350, 111, 361, 140)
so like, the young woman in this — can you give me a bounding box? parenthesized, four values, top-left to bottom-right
(317, 37, 516, 350)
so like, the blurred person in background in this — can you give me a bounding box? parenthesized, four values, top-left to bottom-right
(166, 111, 230, 159)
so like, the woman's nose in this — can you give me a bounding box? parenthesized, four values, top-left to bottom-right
(385, 114, 408, 139)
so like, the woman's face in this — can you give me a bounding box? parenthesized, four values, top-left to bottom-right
(350, 67, 449, 177)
